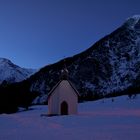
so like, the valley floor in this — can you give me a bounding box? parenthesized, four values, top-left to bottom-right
(0, 95, 140, 140)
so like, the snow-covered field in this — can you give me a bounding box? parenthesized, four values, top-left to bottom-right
(0, 95, 140, 140)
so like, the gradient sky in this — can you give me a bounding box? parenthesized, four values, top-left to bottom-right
(0, 0, 140, 69)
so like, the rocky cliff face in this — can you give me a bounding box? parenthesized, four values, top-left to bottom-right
(28, 15, 140, 103)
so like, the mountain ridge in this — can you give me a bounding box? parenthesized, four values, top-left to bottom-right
(0, 58, 36, 84)
(27, 15, 140, 103)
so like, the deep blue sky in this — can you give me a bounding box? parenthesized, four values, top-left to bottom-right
(0, 0, 140, 69)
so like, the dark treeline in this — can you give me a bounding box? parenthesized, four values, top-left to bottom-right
(0, 80, 38, 114)
(0, 78, 140, 114)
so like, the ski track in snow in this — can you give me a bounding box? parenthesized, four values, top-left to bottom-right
(0, 95, 140, 140)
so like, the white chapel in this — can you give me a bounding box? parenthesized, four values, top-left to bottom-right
(48, 68, 79, 115)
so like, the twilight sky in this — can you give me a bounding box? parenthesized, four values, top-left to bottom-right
(0, 0, 140, 69)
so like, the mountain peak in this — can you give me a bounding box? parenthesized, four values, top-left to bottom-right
(0, 58, 12, 64)
(128, 15, 140, 20)
(124, 15, 140, 30)
(0, 57, 36, 84)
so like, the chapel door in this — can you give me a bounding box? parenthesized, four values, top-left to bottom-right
(61, 101, 68, 115)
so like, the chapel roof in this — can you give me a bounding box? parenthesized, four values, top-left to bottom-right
(47, 79, 80, 100)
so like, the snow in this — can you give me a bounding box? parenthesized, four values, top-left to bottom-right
(125, 15, 140, 30)
(127, 15, 140, 21)
(0, 94, 140, 140)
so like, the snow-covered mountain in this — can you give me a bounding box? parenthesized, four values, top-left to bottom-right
(26, 15, 140, 103)
(0, 58, 36, 84)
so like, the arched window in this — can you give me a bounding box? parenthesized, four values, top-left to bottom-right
(61, 101, 68, 115)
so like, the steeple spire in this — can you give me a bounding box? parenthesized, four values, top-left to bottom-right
(61, 59, 69, 80)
